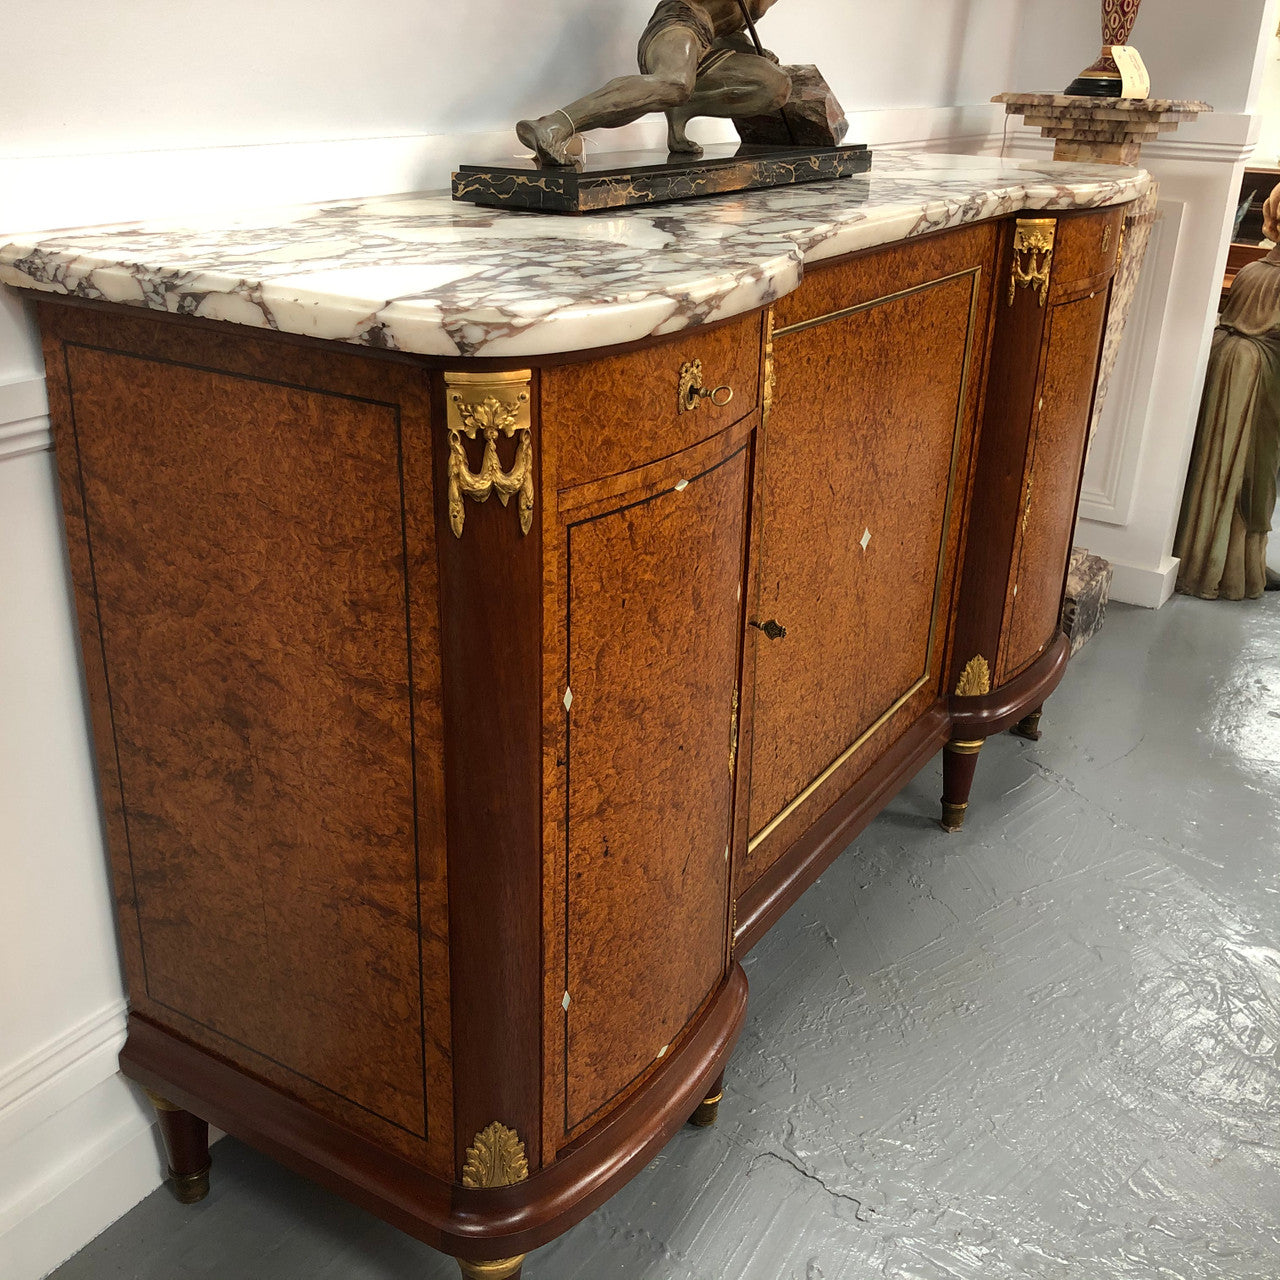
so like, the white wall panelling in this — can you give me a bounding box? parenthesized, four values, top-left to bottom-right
(1078, 199, 1185, 529)
(0, 375, 50, 461)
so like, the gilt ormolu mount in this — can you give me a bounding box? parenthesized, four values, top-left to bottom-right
(453, 0, 869, 213)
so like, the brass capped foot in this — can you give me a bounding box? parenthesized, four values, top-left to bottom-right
(1010, 708, 1043, 741)
(457, 1257, 525, 1280)
(167, 1163, 211, 1204)
(689, 1087, 724, 1128)
(940, 736, 984, 833)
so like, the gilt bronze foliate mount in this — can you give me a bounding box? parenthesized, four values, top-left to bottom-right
(457, 1123, 530, 1280)
(444, 371, 534, 539)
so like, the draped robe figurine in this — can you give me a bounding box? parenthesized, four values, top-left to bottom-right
(1174, 185, 1280, 599)
(516, 0, 792, 165)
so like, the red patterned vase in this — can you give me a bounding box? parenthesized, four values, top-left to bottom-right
(1065, 0, 1144, 98)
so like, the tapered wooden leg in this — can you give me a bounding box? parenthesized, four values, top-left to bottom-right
(689, 1071, 725, 1128)
(456, 1257, 525, 1279)
(1010, 705, 1044, 741)
(940, 737, 984, 832)
(144, 1089, 211, 1203)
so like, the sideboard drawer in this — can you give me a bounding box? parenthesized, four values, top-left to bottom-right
(543, 310, 762, 490)
(1049, 205, 1124, 294)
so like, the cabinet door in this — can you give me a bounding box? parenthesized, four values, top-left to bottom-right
(743, 227, 994, 882)
(999, 290, 1109, 680)
(558, 438, 748, 1136)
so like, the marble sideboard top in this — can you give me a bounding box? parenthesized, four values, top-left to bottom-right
(0, 150, 1149, 359)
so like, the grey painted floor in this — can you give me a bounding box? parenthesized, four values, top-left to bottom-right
(52, 593, 1280, 1280)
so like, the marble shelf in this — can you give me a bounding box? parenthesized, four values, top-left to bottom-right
(0, 150, 1150, 359)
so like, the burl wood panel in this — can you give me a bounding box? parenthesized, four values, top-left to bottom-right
(44, 307, 449, 1162)
(542, 311, 761, 490)
(1000, 289, 1109, 681)
(1048, 206, 1124, 296)
(563, 449, 747, 1133)
(745, 265, 981, 856)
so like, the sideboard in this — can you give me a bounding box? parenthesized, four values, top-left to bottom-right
(0, 152, 1148, 1277)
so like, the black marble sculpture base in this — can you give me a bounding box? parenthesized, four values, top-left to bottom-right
(452, 143, 871, 214)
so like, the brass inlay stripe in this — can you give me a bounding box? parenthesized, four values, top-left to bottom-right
(748, 266, 982, 852)
(772, 267, 983, 338)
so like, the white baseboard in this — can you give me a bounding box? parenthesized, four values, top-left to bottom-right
(0, 998, 165, 1280)
(1106, 554, 1179, 608)
(0, 995, 169, 1279)
(0, 1077, 164, 1280)
(0, 377, 50, 462)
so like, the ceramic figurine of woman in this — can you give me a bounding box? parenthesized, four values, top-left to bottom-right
(1174, 184, 1280, 599)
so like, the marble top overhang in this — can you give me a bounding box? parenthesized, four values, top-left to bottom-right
(0, 150, 1150, 360)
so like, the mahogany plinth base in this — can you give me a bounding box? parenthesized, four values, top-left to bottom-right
(688, 1072, 725, 1128)
(1010, 706, 1044, 742)
(949, 635, 1070, 740)
(144, 1090, 211, 1203)
(736, 706, 952, 955)
(120, 966, 747, 1265)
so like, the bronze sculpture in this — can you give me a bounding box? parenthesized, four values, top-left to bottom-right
(1174, 182, 1280, 599)
(516, 0, 793, 166)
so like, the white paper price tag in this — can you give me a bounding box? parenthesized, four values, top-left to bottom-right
(1111, 45, 1150, 100)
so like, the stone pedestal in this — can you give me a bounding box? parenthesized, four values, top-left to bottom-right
(1062, 548, 1113, 655)
(995, 93, 1210, 647)
(993, 94, 1209, 166)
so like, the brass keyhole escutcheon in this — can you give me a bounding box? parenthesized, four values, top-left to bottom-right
(678, 359, 734, 414)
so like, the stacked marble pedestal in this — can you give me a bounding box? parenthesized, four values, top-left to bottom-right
(993, 94, 1210, 166)
(995, 93, 1210, 648)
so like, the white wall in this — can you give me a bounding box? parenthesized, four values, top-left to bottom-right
(0, 4, 1032, 1276)
(1005, 0, 1279, 605)
(1255, 21, 1280, 164)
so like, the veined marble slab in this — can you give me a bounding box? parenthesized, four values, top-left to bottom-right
(0, 150, 1150, 359)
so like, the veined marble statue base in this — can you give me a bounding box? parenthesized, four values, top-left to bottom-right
(1062, 548, 1113, 655)
(452, 143, 871, 213)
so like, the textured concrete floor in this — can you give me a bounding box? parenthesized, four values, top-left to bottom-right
(52, 593, 1280, 1280)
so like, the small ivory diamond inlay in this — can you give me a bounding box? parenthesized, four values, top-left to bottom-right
(674, 478, 689, 492)
(564, 687, 573, 711)
(562, 990, 571, 1011)
(860, 528, 872, 551)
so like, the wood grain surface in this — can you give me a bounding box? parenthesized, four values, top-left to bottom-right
(999, 289, 1109, 681)
(743, 229, 993, 882)
(542, 312, 760, 490)
(42, 303, 452, 1172)
(562, 446, 747, 1133)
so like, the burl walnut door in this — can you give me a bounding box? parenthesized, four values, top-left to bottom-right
(998, 289, 1110, 680)
(555, 432, 750, 1138)
(741, 225, 996, 890)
